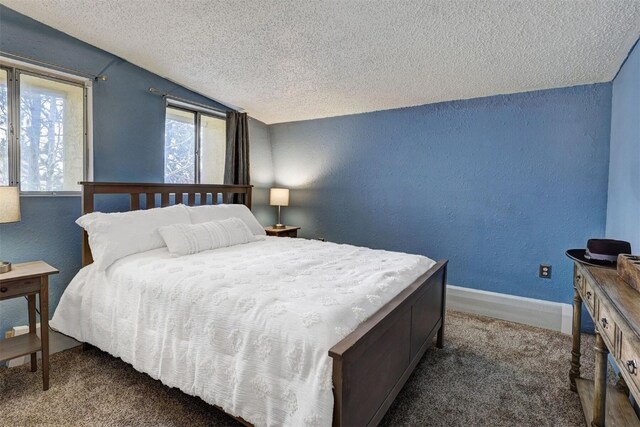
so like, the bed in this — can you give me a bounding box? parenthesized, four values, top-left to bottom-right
(52, 182, 448, 427)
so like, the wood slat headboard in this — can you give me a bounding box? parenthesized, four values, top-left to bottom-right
(79, 182, 253, 267)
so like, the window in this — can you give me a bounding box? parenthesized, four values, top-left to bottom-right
(0, 63, 88, 193)
(164, 103, 226, 184)
(0, 70, 8, 186)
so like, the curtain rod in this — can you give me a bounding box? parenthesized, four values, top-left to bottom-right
(148, 87, 229, 116)
(0, 50, 107, 81)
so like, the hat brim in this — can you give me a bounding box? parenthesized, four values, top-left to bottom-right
(566, 249, 617, 269)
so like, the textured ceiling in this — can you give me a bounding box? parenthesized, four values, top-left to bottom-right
(3, 1, 640, 124)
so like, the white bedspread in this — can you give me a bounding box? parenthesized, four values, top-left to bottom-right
(51, 237, 435, 427)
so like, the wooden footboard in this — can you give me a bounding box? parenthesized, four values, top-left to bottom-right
(329, 260, 448, 427)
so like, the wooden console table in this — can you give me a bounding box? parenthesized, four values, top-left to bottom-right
(570, 262, 640, 426)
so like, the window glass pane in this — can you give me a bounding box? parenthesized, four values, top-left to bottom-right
(200, 115, 226, 184)
(0, 70, 9, 186)
(165, 107, 195, 184)
(19, 74, 84, 192)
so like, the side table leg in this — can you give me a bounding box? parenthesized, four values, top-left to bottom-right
(40, 277, 50, 391)
(27, 294, 37, 372)
(591, 331, 608, 427)
(570, 287, 582, 392)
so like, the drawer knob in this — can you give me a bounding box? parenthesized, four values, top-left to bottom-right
(627, 360, 637, 375)
(600, 318, 609, 329)
(0, 287, 7, 293)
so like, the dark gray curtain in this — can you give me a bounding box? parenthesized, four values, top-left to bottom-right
(224, 111, 250, 203)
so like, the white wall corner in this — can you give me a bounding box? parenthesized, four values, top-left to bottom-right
(447, 284, 573, 335)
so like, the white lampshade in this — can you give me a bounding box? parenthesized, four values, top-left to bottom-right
(270, 188, 290, 206)
(0, 186, 21, 223)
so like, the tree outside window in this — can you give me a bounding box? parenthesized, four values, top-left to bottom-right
(164, 105, 225, 184)
(0, 67, 85, 192)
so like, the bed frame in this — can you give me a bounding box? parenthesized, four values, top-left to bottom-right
(79, 182, 448, 427)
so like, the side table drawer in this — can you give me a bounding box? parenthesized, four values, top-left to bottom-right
(0, 277, 40, 300)
(620, 335, 640, 394)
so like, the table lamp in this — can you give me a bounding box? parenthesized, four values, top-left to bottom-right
(0, 186, 21, 273)
(269, 188, 289, 229)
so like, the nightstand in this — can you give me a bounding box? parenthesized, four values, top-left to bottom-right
(0, 261, 58, 390)
(265, 226, 300, 238)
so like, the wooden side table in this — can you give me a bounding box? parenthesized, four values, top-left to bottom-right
(0, 261, 58, 390)
(265, 226, 300, 238)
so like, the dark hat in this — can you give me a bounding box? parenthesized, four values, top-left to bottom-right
(566, 239, 632, 269)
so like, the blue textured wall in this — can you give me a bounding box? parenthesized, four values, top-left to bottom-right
(607, 41, 640, 251)
(0, 6, 273, 334)
(270, 85, 612, 308)
(0, 4, 614, 336)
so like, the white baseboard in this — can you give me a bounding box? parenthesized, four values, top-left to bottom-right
(447, 285, 573, 335)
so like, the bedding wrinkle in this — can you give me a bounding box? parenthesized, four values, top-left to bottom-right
(51, 237, 435, 427)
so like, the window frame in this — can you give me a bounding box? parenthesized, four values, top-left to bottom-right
(0, 57, 93, 196)
(164, 99, 226, 185)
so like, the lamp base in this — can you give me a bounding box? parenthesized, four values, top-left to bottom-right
(273, 224, 286, 229)
(0, 261, 11, 274)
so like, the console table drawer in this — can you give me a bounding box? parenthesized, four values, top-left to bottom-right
(575, 268, 585, 292)
(0, 277, 40, 300)
(583, 277, 596, 313)
(621, 336, 640, 393)
(597, 303, 617, 349)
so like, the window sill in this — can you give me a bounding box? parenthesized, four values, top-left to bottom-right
(19, 192, 81, 197)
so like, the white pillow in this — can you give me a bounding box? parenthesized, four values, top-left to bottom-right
(158, 218, 256, 256)
(188, 204, 265, 236)
(76, 204, 191, 270)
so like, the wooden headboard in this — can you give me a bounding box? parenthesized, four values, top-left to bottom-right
(80, 182, 253, 267)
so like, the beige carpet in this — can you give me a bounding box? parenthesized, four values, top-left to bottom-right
(0, 311, 602, 426)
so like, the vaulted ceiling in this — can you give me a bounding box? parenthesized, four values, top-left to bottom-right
(3, 0, 640, 124)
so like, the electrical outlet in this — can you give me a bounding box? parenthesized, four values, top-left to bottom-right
(539, 264, 552, 279)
